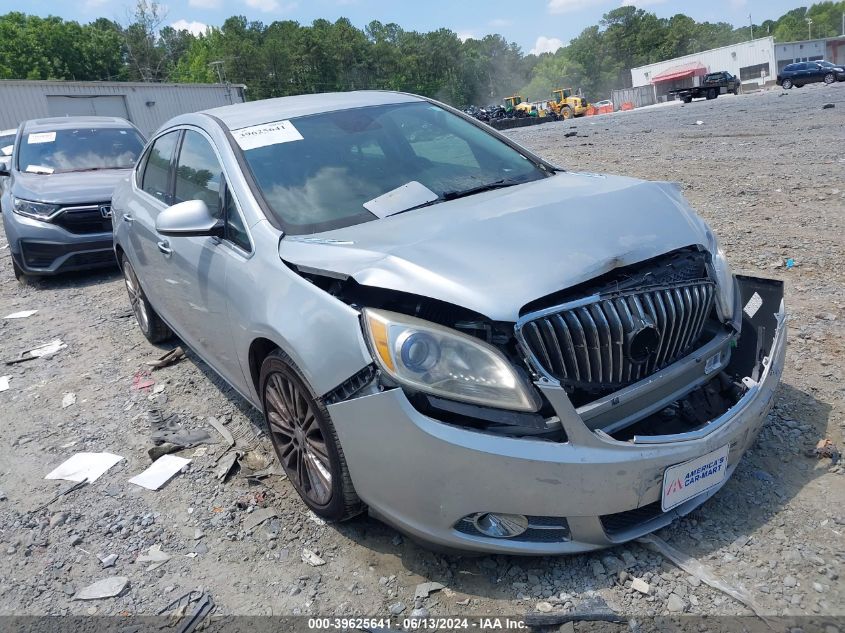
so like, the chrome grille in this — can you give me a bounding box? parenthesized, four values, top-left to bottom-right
(517, 281, 715, 389)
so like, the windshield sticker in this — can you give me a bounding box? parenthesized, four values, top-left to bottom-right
(25, 165, 54, 174)
(27, 132, 56, 145)
(364, 181, 439, 218)
(233, 120, 303, 151)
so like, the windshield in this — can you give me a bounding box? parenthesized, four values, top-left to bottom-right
(16, 127, 144, 174)
(817, 61, 834, 67)
(238, 101, 546, 234)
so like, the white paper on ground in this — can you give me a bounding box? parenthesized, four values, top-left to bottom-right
(233, 120, 303, 150)
(45, 452, 124, 483)
(4, 310, 38, 319)
(128, 454, 190, 490)
(28, 339, 66, 358)
(0, 376, 9, 392)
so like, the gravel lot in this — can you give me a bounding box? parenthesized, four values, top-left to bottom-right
(0, 84, 843, 623)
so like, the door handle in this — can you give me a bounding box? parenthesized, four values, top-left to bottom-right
(122, 214, 134, 223)
(157, 240, 172, 255)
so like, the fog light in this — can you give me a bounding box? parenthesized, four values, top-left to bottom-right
(473, 513, 529, 538)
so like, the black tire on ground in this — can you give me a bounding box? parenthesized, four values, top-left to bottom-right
(782, 79, 793, 89)
(824, 73, 835, 84)
(706, 88, 717, 100)
(121, 254, 172, 343)
(260, 349, 364, 522)
(11, 257, 32, 285)
(561, 106, 573, 119)
(683, 96, 692, 104)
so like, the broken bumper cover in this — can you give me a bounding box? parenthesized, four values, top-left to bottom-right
(328, 299, 786, 555)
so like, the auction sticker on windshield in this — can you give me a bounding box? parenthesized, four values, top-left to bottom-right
(28, 132, 56, 144)
(661, 444, 729, 511)
(233, 120, 303, 151)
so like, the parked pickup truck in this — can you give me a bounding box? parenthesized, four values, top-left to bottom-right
(670, 71, 740, 103)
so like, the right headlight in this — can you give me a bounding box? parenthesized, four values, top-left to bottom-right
(13, 197, 61, 221)
(362, 308, 540, 412)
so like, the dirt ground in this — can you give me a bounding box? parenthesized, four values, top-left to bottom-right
(0, 84, 843, 624)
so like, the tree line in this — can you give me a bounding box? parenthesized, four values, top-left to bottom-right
(0, 1, 843, 106)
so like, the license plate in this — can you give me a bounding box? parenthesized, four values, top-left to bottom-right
(661, 444, 730, 512)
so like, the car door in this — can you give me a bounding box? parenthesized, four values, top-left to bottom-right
(157, 127, 246, 384)
(125, 130, 181, 323)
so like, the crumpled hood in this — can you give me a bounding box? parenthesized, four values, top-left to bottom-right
(11, 169, 130, 205)
(279, 172, 711, 322)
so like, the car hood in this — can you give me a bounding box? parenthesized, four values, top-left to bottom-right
(11, 169, 130, 205)
(278, 172, 711, 322)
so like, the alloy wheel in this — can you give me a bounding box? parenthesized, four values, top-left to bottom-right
(123, 264, 149, 333)
(264, 371, 333, 506)
(824, 73, 835, 84)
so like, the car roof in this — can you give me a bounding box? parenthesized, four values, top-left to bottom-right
(22, 116, 135, 133)
(201, 90, 424, 131)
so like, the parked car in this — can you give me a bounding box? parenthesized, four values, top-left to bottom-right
(815, 60, 845, 81)
(113, 91, 786, 554)
(777, 61, 842, 89)
(669, 71, 739, 103)
(0, 128, 14, 200)
(0, 116, 145, 281)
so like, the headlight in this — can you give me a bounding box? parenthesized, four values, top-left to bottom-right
(13, 198, 60, 220)
(362, 308, 540, 412)
(705, 228, 736, 323)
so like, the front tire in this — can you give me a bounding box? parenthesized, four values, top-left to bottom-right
(824, 73, 835, 84)
(121, 255, 171, 343)
(11, 257, 32, 285)
(260, 350, 363, 521)
(782, 79, 793, 89)
(561, 106, 573, 120)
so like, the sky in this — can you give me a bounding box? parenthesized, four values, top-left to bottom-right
(17, 0, 808, 55)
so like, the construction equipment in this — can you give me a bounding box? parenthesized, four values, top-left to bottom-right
(547, 88, 589, 120)
(503, 95, 533, 118)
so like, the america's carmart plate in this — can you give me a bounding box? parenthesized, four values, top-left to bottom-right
(661, 444, 730, 512)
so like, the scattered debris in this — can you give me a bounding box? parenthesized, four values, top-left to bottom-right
(149, 409, 212, 449)
(638, 534, 773, 624)
(33, 479, 89, 513)
(243, 507, 278, 533)
(524, 595, 624, 628)
(4, 310, 38, 319)
(137, 543, 171, 571)
(215, 451, 241, 481)
(822, 103, 835, 109)
(45, 452, 123, 483)
(128, 454, 190, 490)
(131, 371, 155, 392)
(388, 601, 406, 615)
(564, 131, 577, 137)
(61, 392, 77, 409)
(191, 446, 208, 458)
(301, 548, 326, 566)
(99, 553, 118, 568)
(158, 590, 215, 633)
(414, 581, 445, 600)
(146, 346, 185, 370)
(631, 577, 650, 594)
(695, 120, 704, 125)
(6, 339, 66, 365)
(148, 442, 184, 462)
(0, 375, 9, 392)
(810, 438, 840, 461)
(205, 416, 235, 449)
(786, 258, 795, 269)
(73, 577, 129, 601)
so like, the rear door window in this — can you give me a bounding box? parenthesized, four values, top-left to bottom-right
(141, 131, 180, 204)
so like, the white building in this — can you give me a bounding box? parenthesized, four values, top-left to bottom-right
(0, 81, 246, 136)
(630, 37, 777, 98)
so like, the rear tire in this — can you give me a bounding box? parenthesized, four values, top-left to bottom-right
(260, 349, 364, 522)
(683, 96, 692, 104)
(121, 254, 171, 343)
(706, 89, 716, 100)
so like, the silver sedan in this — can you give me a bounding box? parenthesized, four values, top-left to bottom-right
(112, 91, 786, 554)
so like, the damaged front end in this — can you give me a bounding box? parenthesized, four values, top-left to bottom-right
(293, 243, 784, 448)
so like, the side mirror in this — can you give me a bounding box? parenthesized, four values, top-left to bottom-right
(155, 199, 222, 237)
(0, 160, 9, 177)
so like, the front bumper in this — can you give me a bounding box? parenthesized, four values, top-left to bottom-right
(329, 295, 787, 554)
(3, 211, 115, 275)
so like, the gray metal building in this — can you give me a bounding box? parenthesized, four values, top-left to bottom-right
(775, 36, 845, 72)
(0, 81, 246, 136)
